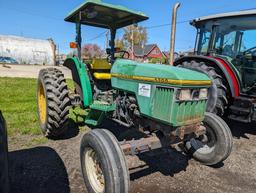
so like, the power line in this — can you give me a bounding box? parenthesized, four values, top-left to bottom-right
(86, 30, 108, 41)
(80, 19, 191, 44)
(145, 20, 190, 29)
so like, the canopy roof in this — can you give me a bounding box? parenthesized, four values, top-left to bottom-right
(65, 0, 148, 29)
(191, 9, 256, 27)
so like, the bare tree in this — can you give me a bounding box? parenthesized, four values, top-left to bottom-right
(82, 44, 104, 59)
(123, 25, 148, 48)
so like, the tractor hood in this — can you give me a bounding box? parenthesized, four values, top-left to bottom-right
(111, 59, 211, 87)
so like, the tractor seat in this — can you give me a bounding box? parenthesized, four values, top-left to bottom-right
(90, 59, 111, 80)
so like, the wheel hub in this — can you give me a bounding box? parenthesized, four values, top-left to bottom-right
(85, 148, 105, 193)
(38, 82, 47, 124)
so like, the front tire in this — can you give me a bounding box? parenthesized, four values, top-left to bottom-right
(37, 68, 71, 138)
(80, 129, 129, 193)
(185, 112, 233, 166)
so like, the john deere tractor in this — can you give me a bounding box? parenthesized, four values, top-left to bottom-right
(37, 1, 232, 193)
(175, 9, 256, 123)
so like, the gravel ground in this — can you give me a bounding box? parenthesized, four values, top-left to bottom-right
(7, 119, 256, 193)
(0, 64, 72, 79)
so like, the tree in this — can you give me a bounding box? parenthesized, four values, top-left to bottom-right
(82, 44, 104, 59)
(115, 38, 125, 50)
(123, 25, 148, 48)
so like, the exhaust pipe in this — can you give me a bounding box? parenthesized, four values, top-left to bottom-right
(169, 2, 181, 65)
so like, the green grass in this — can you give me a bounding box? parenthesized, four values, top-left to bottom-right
(0, 77, 79, 147)
(0, 77, 40, 136)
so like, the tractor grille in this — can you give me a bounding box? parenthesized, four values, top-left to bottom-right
(151, 87, 174, 122)
(151, 87, 207, 126)
(174, 99, 206, 126)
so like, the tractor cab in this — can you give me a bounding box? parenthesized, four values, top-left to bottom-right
(191, 10, 256, 95)
(65, 0, 148, 81)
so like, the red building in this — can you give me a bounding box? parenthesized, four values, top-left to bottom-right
(128, 44, 164, 63)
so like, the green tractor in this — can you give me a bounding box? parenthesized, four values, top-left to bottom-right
(175, 9, 256, 123)
(37, 1, 232, 192)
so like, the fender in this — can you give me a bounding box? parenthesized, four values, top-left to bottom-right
(63, 57, 93, 107)
(174, 55, 240, 97)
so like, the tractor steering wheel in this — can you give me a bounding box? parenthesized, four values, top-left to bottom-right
(117, 50, 130, 59)
(107, 50, 130, 63)
(243, 46, 256, 55)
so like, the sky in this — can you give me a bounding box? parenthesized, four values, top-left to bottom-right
(0, 0, 256, 54)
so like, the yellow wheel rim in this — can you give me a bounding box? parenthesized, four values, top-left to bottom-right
(38, 82, 47, 124)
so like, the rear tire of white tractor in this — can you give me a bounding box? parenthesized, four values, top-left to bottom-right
(80, 129, 130, 193)
(185, 112, 233, 166)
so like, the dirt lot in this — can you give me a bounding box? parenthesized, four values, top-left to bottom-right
(7, 119, 256, 193)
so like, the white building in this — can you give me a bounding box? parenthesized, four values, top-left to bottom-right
(0, 35, 56, 65)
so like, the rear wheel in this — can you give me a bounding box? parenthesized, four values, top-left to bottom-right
(178, 60, 228, 116)
(185, 112, 233, 166)
(80, 129, 129, 193)
(37, 68, 71, 138)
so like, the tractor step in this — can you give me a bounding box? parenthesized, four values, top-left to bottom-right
(228, 114, 251, 123)
(228, 97, 254, 123)
(229, 105, 251, 115)
(90, 101, 116, 112)
(85, 109, 105, 126)
(84, 119, 99, 126)
(84, 101, 116, 126)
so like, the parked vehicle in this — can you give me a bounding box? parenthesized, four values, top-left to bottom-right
(175, 9, 256, 123)
(37, 1, 233, 193)
(0, 56, 18, 64)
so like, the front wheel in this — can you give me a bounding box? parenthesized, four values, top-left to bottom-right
(185, 112, 233, 166)
(80, 129, 129, 193)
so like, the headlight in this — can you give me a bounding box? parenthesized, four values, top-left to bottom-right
(177, 89, 192, 101)
(199, 88, 208, 99)
(177, 88, 208, 101)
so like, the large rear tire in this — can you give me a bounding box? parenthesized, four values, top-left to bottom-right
(178, 60, 228, 116)
(37, 68, 71, 138)
(80, 129, 129, 193)
(185, 112, 233, 166)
